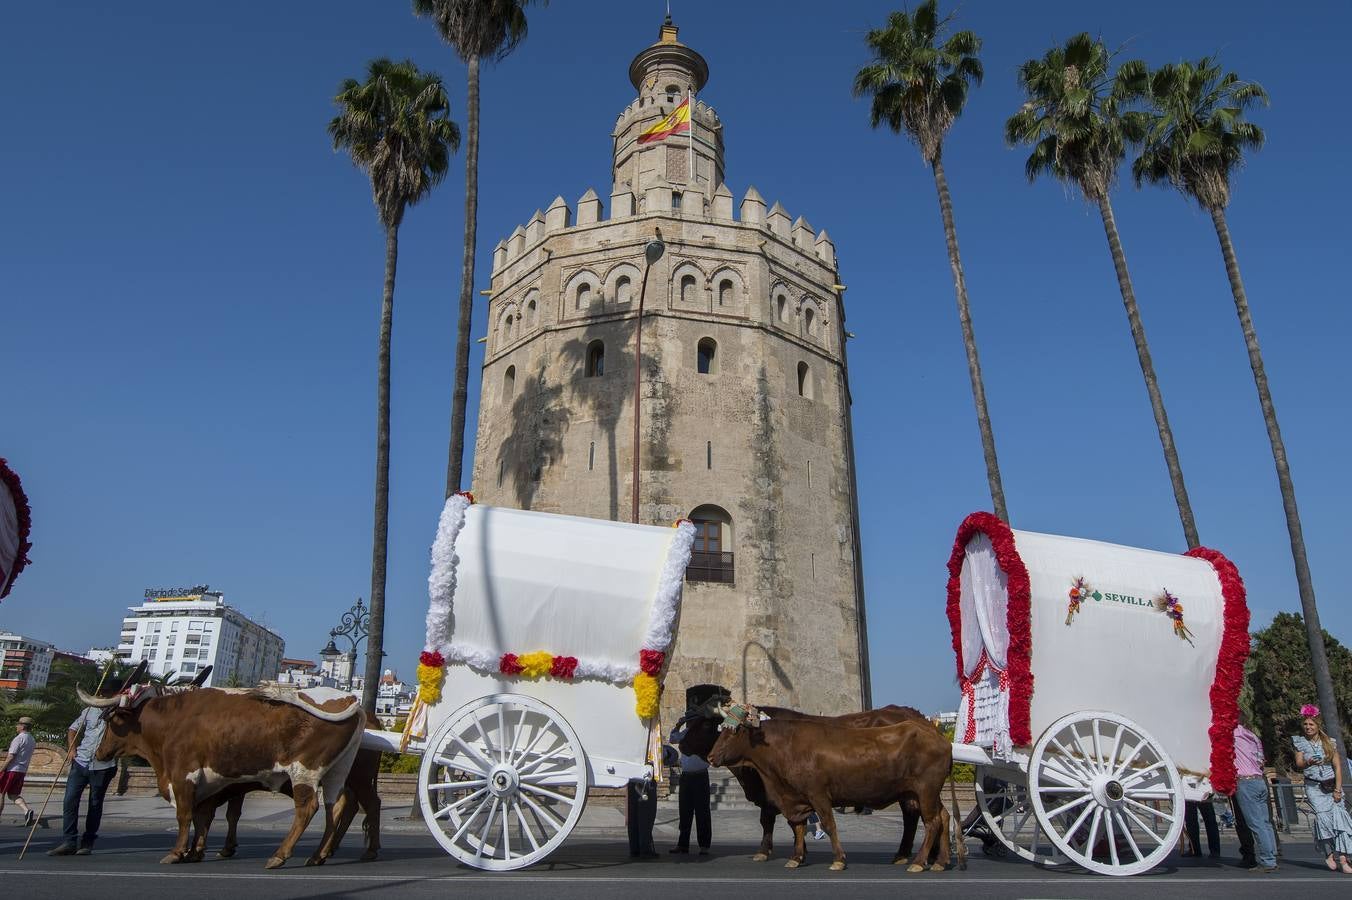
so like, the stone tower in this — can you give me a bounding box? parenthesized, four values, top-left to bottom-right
(470, 18, 871, 722)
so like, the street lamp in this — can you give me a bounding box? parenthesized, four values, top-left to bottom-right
(632, 230, 665, 524)
(323, 596, 369, 691)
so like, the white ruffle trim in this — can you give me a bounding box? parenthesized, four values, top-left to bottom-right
(641, 520, 695, 652)
(424, 492, 472, 653)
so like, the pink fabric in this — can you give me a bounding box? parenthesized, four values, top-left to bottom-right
(1233, 725, 1265, 777)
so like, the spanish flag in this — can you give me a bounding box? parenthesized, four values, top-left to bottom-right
(637, 97, 691, 144)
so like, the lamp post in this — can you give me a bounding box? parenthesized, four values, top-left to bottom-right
(632, 231, 666, 524)
(323, 596, 369, 692)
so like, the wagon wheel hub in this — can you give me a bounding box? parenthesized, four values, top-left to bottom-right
(1091, 775, 1126, 808)
(488, 764, 519, 798)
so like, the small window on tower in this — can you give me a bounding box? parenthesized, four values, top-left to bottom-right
(681, 274, 697, 305)
(697, 337, 717, 374)
(672, 192, 682, 211)
(585, 340, 605, 377)
(576, 283, 591, 310)
(616, 276, 632, 304)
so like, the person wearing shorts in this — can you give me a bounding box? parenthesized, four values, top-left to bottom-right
(1, 716, 37, 826)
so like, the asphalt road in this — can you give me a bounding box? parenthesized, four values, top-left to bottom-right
(1, 824, 1342, 900)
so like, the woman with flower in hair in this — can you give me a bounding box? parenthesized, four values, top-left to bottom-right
(1292, 704, 1352, 873)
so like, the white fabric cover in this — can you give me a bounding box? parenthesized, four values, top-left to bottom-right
(432, 667, 650, 788)
(959, 533, 1009, 676)
(1017, 530, 1224, 775)
(437, 504, 677, 669)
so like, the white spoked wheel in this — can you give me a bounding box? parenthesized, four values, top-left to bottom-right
(418, 693, 588, 871)
(1028, 711, 1185, 876)
(973, 765, 1070, 867)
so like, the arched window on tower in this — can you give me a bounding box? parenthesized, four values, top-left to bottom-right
(526, 298, 537, 326)
(502, 311, 514, 344)
(718, 279, 733, 307)
(681, 274, 697, 305)
(503, 365, 516, 402)
(585, 340, 605, 377)
(686, 504, 734, 584)
(697, 337, 717, 375)
(616, 276, 632, 305)
(797, 361, 813, 400)
(804, 307, 815, 337)
(576, 283, 591, 310)
(776, 293, 789, 323)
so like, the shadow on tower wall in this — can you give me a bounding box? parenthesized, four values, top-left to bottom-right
(557, 317, 656, 522)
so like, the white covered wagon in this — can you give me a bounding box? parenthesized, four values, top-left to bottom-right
(364, 493, 694, 870)
(946, 512, 1250, 875)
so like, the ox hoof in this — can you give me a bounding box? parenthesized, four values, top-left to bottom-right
(892, 856, 910, 866)
(784, 859, 802, 869)
(929, 863, 946, 872)
(304, 855, 326, 867)
(265, 856, 287, 870)
(829, 860, 847, 872)
(360, 850, 379, 862)
(751, 852, 771, 862)
(186, 852, 204, 864)
(217, 847, 236, 859)
(906, 863, 925, 874)
(160, 853, 185, 865)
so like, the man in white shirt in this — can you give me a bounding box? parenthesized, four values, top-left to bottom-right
(48, 702, 118, 856)
(1, 716, 37, 826)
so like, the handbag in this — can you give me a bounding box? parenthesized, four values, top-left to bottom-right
(1317, 778, 1338, 794)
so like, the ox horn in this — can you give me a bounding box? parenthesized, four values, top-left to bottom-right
(77, 685, 120, 708)
(189, 665, 213, 687)
(118, 659, 148, 693)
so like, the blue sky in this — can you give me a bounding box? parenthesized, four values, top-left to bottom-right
(3, 1, 1348, 713)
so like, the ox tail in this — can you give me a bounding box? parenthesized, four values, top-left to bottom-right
(946, 775, 968, 871)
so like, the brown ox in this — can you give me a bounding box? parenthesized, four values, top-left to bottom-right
(706, 711, 963, 872)
(192, 747, 382, 864)
(677, 704, 932, 863)
(80, 682, 365, 868)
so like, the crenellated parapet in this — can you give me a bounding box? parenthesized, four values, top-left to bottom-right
(490, 183, 838, 276)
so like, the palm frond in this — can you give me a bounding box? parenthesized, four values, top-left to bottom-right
(852, 0, 981, 162)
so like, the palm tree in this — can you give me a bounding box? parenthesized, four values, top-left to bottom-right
(1006, 34, 1199, 549)
(1132, 58, 1344, 756)
(413, 0, 543, 499)
(329, 58, 459, 714)
(853, 1, 1007, 521)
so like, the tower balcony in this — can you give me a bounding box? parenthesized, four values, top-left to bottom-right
(686, 550, 735, 585)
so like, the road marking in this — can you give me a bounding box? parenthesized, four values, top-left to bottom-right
(0, 869, 1337, 884)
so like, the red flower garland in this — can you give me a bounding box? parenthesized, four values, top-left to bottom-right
(499, 653, 523, 675)
(639, 649, 665, 676)
(946, 512, 1034, 747)
(1185, 546, 1250, 797)
(419, 650, 444, 668)
(0, 458, 33, 600)
(549, 656, 578, 679)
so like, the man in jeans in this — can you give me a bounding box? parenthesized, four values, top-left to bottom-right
(1233, 721, 1278, 873)
(48, 701, 118, 856)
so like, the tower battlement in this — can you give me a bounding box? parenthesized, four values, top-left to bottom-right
(492, 185, 837, 276)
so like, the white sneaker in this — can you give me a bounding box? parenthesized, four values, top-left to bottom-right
(812, 830, 827, 841)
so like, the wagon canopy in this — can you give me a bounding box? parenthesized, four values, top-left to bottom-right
(946, 512, 1249, 793)
(433, 503, 684, 668)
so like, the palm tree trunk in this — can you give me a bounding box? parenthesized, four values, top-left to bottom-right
(363, 224, 398, 715)
(1209, 205, 1343, 759)
(1097, 195, 1199, 549)
(931, 153, 1008, 522)
(445, 53, 480, 498)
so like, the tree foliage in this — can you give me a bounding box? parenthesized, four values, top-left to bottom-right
(852, 0, 983, 164)
(1130, 56, 1268, 211)
(412, 0, 539, 65)
(1246, 612, 1352, 768)
(1006, 33, 1147, 202)
(328, 58, 459, 230)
